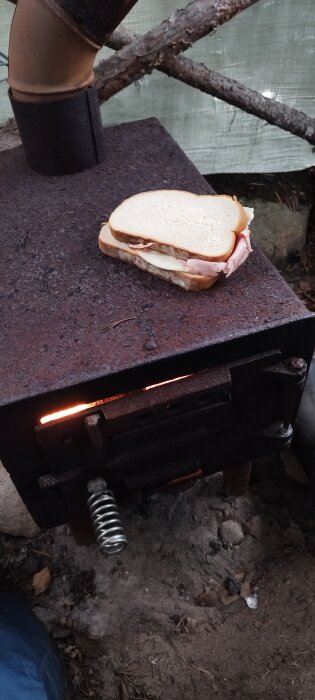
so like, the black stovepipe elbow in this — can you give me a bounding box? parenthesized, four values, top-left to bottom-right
(56, 0, 139, 47)
(8, 0, 138, 176)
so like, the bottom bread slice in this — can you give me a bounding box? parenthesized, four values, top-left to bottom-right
(99, 223, 218, 291)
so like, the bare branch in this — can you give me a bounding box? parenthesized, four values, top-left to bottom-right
(95, 0, 261, 101)
(97, 24, 315, 146)
(163, 55, 315, 145)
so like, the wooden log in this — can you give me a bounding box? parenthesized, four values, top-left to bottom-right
(95, 0, 261, 101)
(99, 25, 315, 146)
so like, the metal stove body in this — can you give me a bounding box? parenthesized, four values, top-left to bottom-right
(1, 119, 314, 541)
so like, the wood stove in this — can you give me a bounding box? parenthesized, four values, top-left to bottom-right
(1, 119, 314, 549)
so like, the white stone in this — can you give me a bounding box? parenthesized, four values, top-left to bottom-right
(219, 519, 244, 546)
(0, 461, 40, 538)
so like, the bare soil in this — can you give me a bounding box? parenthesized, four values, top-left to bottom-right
(1, 457, 315, 700)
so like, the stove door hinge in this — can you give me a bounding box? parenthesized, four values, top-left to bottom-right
(251, 356, 308, 449)
(257, 356, 307, 422)
(256, 356, 308, 386)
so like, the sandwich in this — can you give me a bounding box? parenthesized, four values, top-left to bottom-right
(99, 190, 254, 291)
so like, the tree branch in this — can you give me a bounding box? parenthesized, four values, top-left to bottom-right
(97, 24, 315, 146)
(161, 55, 315, 145)
(95, 0, 260, 101)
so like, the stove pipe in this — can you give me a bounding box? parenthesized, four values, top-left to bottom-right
(8, 0, 138, 175)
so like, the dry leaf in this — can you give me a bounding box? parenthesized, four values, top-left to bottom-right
(32, 566, 52, 595)
(240, 578, 252, 599)
(219, 586, 239, 606)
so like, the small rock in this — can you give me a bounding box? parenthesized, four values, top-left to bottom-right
(244, 592, 258, 610)
(224, 576, 241, 596)
(284, 526, 305, 548)
(246, 514, 264, 540)
(219, 520, 244, 546)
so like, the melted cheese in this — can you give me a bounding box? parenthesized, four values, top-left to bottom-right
(138, 250, 188, 272)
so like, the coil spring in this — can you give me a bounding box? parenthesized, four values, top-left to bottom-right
(87, 479, 128, 555)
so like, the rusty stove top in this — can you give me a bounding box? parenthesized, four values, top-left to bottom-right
(1, 118, 314, 411)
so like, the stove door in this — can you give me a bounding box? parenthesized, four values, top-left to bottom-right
(33, 350, 307, 521)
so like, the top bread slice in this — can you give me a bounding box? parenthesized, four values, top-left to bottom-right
(109, 190, 248, 262)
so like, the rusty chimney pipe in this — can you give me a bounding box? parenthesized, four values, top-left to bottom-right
(8, 0, 138, 175)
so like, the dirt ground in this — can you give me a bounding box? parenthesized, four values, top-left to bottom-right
(1, 457, 315, 700)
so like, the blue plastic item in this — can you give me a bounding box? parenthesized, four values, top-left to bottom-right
(0, 593, 67, 700)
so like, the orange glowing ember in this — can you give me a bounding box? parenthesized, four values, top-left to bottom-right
(40, 402, 99, 424)
(39, 375, 191, 425)
(144, 375, 190, 391)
